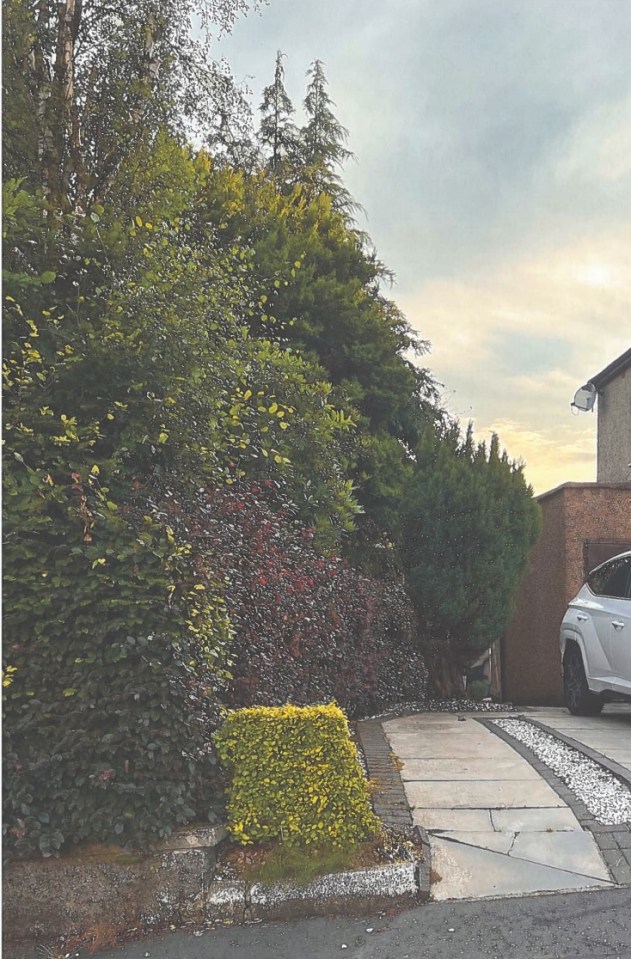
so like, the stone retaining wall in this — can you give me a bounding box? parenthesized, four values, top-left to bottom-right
(3, 825, 227, 954)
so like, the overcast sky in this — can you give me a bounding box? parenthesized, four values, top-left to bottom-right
(214, 0, 631, 492)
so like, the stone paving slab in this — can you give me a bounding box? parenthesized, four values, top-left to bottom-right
(490, 807, 582, 832)
(400, 757, 540, 782)
(437, 831, 516, 854)
(430, 836, 611, 901)
(387, 736, 516, 760)
(510, 831, 611, 880)
(383, 714, 480, 729)
(412, 808, 495, 832)
(388, 722, 507, 736)
(405, 778, 565, 810)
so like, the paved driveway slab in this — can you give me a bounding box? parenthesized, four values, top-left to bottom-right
(490, 807, 581, 832)
(405, 778, 564, 809)
(509, 831, 611, 880)
(400, 758, 540, 781)
(411, 808, 495, 831)
(437, 830, 516, 854)
(528, 706, 631, 776)
(382, 712, 614, 901)
(386, 738, 509, 760)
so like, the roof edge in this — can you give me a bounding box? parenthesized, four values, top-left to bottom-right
(537, 481, 631, 502)
(590, 347, 631, 389)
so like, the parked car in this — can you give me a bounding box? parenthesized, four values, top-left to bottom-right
(560, 551, 631, 715)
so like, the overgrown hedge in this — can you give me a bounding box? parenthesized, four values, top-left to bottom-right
(3, 477, 426, 860)
(2, 475, 231, 861)
(214, 703, 379, 846)
(200, 483, 429, 717)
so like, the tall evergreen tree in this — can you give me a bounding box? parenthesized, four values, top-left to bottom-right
(298, 59, 356, 213)
(258, 51, 298, 174)
(400, 423, 541, 695)
(197, 163, 442, 560)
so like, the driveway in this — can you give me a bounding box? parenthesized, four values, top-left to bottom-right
(526, 705, 631, 779)
(381, 710, 628, 901)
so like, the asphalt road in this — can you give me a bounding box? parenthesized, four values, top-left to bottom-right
(95, 888, 631, 959)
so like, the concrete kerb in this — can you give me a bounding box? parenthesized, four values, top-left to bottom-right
(476, 716, 631, 886)
(412, 824, 433, 899)
(207, 860, 423, 924)
(5, 809, 427, 954)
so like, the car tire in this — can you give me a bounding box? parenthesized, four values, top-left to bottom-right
(563, 642, 603, 716)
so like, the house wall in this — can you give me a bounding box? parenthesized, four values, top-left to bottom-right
(597, 366, 631, 483)
(502, 483, 631, 705)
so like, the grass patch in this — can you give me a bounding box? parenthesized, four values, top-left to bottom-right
(216, 825, 420, 887)
(222, 835, 387, 886)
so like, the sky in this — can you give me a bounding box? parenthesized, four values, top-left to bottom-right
(213, 0, 631, 493)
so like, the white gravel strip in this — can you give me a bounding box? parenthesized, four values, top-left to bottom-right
(493, 718, 631, 826)
(365, 698, 515, 720)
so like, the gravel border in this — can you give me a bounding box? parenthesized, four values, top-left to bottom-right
(477, 716, 631, 886)
(492, 719, 631, 825)
(527, 717, 631, 791)
(362, 699, 516, 721)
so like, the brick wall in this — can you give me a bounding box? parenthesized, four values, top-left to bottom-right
(502, 483, 631, 705)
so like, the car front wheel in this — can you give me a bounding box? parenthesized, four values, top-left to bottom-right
(563, 643, 603, 716)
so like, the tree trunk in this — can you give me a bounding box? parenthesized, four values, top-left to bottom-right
(426, 644, 467, 699)
(33, 1, 57, 205)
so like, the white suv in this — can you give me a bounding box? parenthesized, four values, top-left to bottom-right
(560, 551, 631, 715)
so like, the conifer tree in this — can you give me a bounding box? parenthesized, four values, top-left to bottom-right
(259, 51, 298, 173)
(298, 59, 356, 213)
(400, 423, 541, 695)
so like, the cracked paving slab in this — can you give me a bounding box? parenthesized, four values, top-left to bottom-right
(430, 836, 612, 900)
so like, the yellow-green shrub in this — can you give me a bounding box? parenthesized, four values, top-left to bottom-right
(214, 703, 379, 847)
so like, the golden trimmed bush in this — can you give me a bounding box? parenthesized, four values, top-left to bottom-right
(214, 703, 379, 846)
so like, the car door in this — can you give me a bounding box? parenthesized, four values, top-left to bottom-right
(609, 557, 631, 692)
(579, 559, 626, 680)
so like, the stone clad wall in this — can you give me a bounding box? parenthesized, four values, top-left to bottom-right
(502, 483, 631, 705)
(597, 366, 631, 484)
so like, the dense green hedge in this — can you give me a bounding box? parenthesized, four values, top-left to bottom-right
(214, 704, 379, 847)
(3, 474, 231, 859)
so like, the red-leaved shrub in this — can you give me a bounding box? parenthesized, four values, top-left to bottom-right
(198, 483, 428, 716)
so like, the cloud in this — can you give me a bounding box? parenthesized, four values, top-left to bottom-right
(398, 225, 630, 491)
(400, 223, 631, 371)
(478, 417, 596, 494)
(552, 92, 631, 189)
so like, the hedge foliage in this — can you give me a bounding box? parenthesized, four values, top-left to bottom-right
(214, 703, 379, 846)
(198, 483, 429, 717)
(1, 179, 361, 860)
